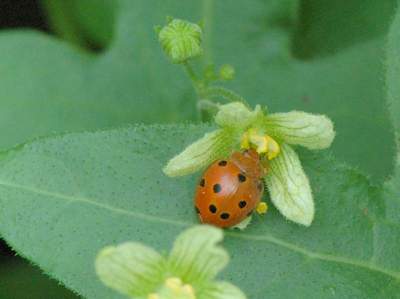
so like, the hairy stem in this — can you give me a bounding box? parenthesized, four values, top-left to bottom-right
(183, 63, 249, 121)
(203, 86, 248, 105)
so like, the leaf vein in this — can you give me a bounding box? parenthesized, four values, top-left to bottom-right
(0, 179, 399, 281)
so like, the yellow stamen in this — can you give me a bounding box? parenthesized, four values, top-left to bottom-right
(265, 136, 280, 160)
(182, 284, 195, 296)
(165, 277, 183, 291)
(241, 128, 280, 160)
(240, 132, 250, 149)
(162, 277, 196, 299)
(256, 202, 268, 214)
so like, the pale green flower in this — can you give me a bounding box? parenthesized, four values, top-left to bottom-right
(95, 225, 247, 299)
(163, 102, 335, 226)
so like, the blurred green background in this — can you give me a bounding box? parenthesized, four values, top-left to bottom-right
(0, 0, 82, 298)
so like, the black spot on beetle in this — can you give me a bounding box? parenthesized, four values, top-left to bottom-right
(238, 173, 246, 182)
(213, 184, 222, 193)
(220, 213, 230, 220)
(199, 178, 205, 187)
(209, 204, 217, 214)
(218, 160, 227, 166)
(258, 181, 264, 192)
(239, 201, 247, 208)
(195, 206, 200, 214)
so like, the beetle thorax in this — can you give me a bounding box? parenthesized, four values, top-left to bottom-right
(230, 149, 264, 178)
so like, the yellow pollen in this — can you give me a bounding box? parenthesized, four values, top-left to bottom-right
(241, 128, 280, 160)
(164, 277, 196, 299)
(165, 277, 183, 291)
(256, 202, 268, 214)
(182, 284, 195, 296)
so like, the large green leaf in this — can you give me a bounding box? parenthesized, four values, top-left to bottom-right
(387, 6, 400, 134)
(0, 0, 395, 181)
(41, 0, 118, 48)
(384, 154, 400, 224)
(0, 124, 398, 299)
(293, 0, 398, 58)
(0, 4, 197, 149)
(384, 5, 400, 226)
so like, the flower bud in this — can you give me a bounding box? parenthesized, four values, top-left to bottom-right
(219, 64, 235, 80)
(158, 19, 203, 64)
(256, 202, 268, 214)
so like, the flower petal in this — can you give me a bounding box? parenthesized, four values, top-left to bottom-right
(265, 111, 335, 150)
(150, 277, 196, 299)
(214, 102, 261, 129)
(265, 144, 314, 226)
(163, 128, 236, 177)
(95, 242, 165, 297)
(200, 281, 247, 299)
(167, 225, 229, 285)
(231, 215, 252, 230)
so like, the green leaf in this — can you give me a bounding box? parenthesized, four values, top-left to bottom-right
(385, 7, 400, 230)
(293, 0, 398, 58)
(387, 6, 400, 135)
(41, 0, 118, 48)
(383, 154, 400, 224)
(0, 1, 395, 181)
(0, 124, 398, 298)
(0, 28, 196, 150)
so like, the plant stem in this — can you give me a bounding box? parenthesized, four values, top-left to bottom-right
(184, 62, 199, 85)
(197, 99, 220, 114)
(203, 86, 248, 105)
(183, 62, 210, 120)
(202, 0, 214, 64)
(182, 63, 249, 121)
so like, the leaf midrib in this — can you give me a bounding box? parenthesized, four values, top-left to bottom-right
(0, 179, 398, 282)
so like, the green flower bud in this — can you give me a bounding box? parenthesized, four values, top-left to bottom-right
(219, 64, 235, 80)
(158, 19, 203, 64)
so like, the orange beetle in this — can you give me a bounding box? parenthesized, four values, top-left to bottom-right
(194, 149, 266, 228)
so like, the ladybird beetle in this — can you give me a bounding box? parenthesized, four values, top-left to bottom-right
(194, 149, 266, 228)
